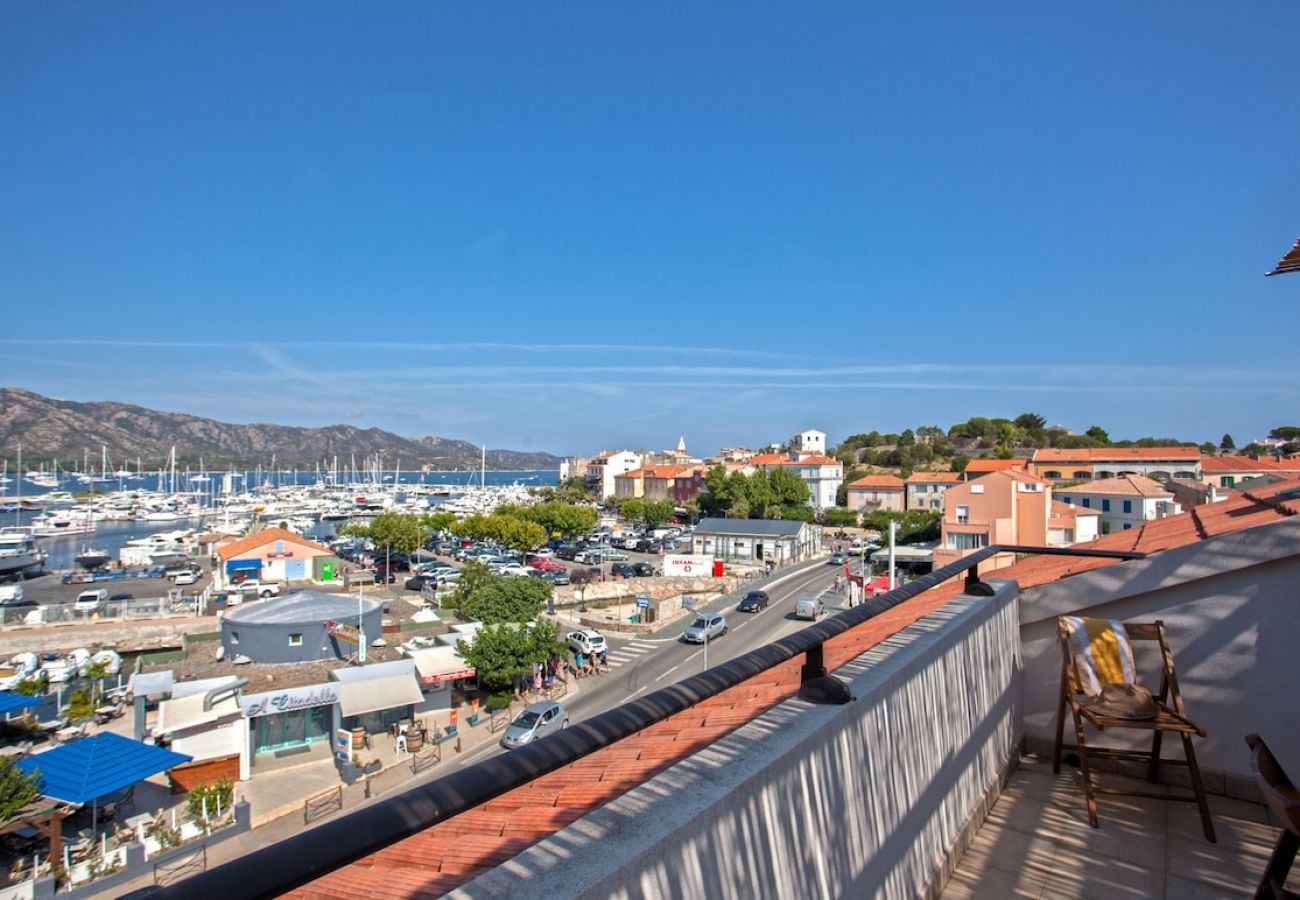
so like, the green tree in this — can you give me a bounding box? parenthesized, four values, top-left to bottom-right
(1219, 434, 1235, 451)
(822, 507, 859, 527)
(0, 757, 40, 821)
(1085, 425, 1111, 444)
(366, 512, 429, 555)
(457, 620, 566, 692)
(643, 500, 676, 528)
(950, 455, 970, 474)
(458, 575, 551, 624)
(1240, 442, 1267, 459)
(1198, 442, 1218, 455)
(619, 498, 646, 526)
(336, 523, 371, 539)
(1014, 412, 1047, 431)
(553, 477, 591, 504)
(1268, 426, 1300, 442)
(421, 512, 458, 534)
(861, 510, 942, 544)
(452, 561, 496, 605)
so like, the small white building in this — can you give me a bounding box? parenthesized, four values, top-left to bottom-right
(585, 450, 644, 499)
(792, 429, 826, 456)
(1053, 475, 1181, 534)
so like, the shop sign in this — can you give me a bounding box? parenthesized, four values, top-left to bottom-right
(420, 667, 476, 686)
(663, 554, 715, 577)
(241, 684, 341, 718)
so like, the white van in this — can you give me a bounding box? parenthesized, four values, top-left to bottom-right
(795, 595, 826, 620)
(75, 588, 108, 612)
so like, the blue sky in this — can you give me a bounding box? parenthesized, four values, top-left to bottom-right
(2, 3, 1296, 457)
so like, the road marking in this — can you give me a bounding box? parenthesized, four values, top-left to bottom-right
(653, 663, 680, 682)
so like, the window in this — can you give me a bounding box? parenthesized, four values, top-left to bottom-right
(971, 484, 985, 494)
(289, 633, 303, 647)
(1102, 499, 1111, 512)
(956, 505, 970, 525)
(1223, 476, 1236, 488)
(1082, 498, 1091, 508)
(1123, 500, 1132, 514)
(1123, 523, 1132, 530)
(947, 532, 988, 550)
(231, 632, 239, 645)
(1059, 495, 1070, 505)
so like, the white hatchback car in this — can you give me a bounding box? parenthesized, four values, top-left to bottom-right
(567, 629, 607, 656)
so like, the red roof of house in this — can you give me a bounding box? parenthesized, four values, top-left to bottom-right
(848, 475, 905, 490)
(288, 477, 1300, 897)
(215, 528, 331, 561)
(905, 472, 962, 484)
(1049, 500, 1099, 521)
(1055, 475, 1172, 497)
(1201, 455, 1300, 473)
(964, 458, 1028, 473)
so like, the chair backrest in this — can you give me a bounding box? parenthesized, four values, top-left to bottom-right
(1246, 734, 1300, 838)
(1059, 616, 1139, 696)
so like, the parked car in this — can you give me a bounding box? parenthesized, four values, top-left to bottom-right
(547, 570, 571, 586)
(170, 570, 199, 586)
(435, 570, 463, 585)
(74, 588, 108, 612)
(528, 548, 555, 560)
(567, 628, 607, 656)
(609, 563, 636, 579)
(497, 564, 531, 578)
(682, 613, 727, 643)
(108, 592, 133, 603)
(619, 536, 641, 550)
(404, 574, 438, 592)
(555, 545, 580, 561)
(528, 558, 566, 572)
(737, 590, 770, 613)
(828, 552, 848, 566)
(631, 562, 655, 577)
(796, 595, 826, 620)
(604, 549, 629, 562)
(585, 567, 606, 583)
(499, 701, 569, 750)
(576, 550, 605, 565)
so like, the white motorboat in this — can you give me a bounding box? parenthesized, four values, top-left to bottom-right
(0, 652, 41, 690)
(0, 528, 46, 579)
(90, 649, 122, 676)
(40, 650, 87, 684)
(30, 513, 96, 537)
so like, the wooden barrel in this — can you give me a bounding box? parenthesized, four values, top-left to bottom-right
(405, 729, 423, 752)
(351, 727, 366, 750)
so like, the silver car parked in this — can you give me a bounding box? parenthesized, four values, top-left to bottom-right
(499, 701, 569, 749)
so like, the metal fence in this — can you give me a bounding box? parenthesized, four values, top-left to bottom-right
(0, 593, 204, 627)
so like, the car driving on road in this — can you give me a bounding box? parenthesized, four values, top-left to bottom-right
(682, 613, 727, 643)
(737, 590, 769, 613)
(567, 628, 606, 656)
(499, 701, 569, 749)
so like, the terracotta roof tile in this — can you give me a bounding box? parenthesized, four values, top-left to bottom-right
(1202, 455, 1300, 473)
(964, 458, 1029, 473)
(215, 527, 331, 561)
(848, 475, 905, 489)
(1032, 447, 1201, 463)
(1054, 474, 1172, 497)
(904, 472, 962, 483)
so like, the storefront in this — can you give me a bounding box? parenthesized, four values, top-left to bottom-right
(331, 660, 424, 740)
(406, 646, 477, 713)
(239, 682, 341, 764)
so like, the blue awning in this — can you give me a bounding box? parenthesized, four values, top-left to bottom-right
(0, 691, 40, 716)
(17, 732, 192, 804)
(225, 558, 263, 574)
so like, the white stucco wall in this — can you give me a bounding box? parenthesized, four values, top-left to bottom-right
(453, 583, 1022, 900)
(1017, 514, 1300, 786)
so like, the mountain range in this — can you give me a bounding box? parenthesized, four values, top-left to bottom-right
(0, 389, 562, 471)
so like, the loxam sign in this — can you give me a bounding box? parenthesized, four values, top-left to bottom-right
(663, 554, 717, 578)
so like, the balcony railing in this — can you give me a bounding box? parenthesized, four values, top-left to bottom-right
(128, 543, 1144, 899)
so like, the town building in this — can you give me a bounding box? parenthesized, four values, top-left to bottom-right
(613, 465, 704, 504)
(585, 450, 644, 499)
(1047, 500, 1100, 547)
(933, 469, 1051, 572)
(1030, 447, 1202, 482)
(791, 429, 826, 456)
(1052, 474, 1181, 533)
(1200, 454, 1300, 490)
(748, 449, 844, 511)
(905, 471, 963, 512)
(692, 518, 821, 564)
(845, 475, 905, 513)
(557, 455, 590, 482)
(214, 528, 339, 589)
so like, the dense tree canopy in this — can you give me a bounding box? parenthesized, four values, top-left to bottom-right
(698, 465, 811, 519)
(455, 562, 551, 623)
(338, 512, 429, 554)
(861, 510, 942, 544)
(457, 621, 565, 692)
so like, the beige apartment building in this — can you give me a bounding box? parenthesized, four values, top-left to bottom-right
(933, 469, 1051, 572)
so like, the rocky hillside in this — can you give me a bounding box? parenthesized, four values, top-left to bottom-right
(0, 388, 562, 470)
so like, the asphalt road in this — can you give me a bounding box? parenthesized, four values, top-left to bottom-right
(452, 560, 840, 769)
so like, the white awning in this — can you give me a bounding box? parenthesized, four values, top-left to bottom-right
(155, 692, 241, 736)
(338, 672, 424, 718)
(407, 646, 476, 685)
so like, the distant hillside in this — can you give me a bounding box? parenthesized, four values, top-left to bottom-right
(0, 388, 562, 471)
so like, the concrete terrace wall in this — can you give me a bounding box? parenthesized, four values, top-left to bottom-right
(1017, 514, 1300, 784)
(453, 582, 1022, 900)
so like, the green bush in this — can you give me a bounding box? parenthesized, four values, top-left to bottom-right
(186, 777, 235, 820)
(485, 691, 514, 711)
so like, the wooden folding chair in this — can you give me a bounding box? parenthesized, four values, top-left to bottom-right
(1053, 618, 1216, 841)
(1245, 734, 1300, 899)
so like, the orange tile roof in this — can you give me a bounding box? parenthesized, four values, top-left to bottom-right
(289, 478, 1300, 897)
(1049, 500, 1099, 521)
(905, 471, 962, 484)
(747, 453, 789, 466)
(641, 465, 691, 480)
(964, 458, 1028, 473)
(215, 527, 331, 561)
(1201, 455, 1300, 473)
(787, 455, 842, 466)
(1053, 474, 1171, 497)
(848, 475, 905, 489)
(1033, 447, 1201, 463)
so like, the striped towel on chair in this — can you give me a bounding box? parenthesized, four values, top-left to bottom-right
(1062, 616, 1136, 696)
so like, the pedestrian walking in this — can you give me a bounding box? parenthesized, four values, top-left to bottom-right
(598, 649, 609, 673)
(533, 669, 543, 695)
(575, 651, 585, 677)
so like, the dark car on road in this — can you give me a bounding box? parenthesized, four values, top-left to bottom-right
(609, 563, 636, 579)
(632, 562, 655, 577)
(737, 590, 770, 613)
(404, 574, 438, 592)
(555, 545, 580, 561)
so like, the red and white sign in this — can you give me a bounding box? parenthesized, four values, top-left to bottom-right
(663, 554, 717, 578)
(420, 667, 476, 686)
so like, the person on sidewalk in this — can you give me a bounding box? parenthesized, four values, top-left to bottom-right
(598, 649, 609, 674)
(574, 651, 585, 677)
